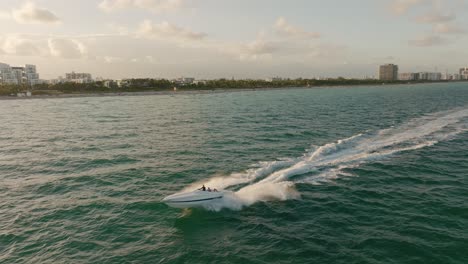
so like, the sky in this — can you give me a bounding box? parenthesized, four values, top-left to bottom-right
(0, 0, 467, 79)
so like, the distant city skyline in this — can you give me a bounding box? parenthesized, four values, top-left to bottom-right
(1, 0, 468, 79)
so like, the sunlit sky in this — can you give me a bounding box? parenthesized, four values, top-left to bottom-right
(1, 0, 467, 79)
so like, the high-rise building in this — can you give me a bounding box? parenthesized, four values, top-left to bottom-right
(24, 65, 40, 85)
(379, 64, 398, 81)
(0, 63, 18, 84)
(0, 62, 40, 85)
(459, 67, 468, 80)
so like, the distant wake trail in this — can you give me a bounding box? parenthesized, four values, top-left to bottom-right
(195, 108, 468, 211)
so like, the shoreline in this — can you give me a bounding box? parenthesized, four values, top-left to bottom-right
(0, 81, 465, 100)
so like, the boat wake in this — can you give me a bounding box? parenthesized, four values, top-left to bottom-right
(189, 108, 468, 211)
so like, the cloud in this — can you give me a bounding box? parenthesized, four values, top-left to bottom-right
(103, 56, 125, 63)
(217, 33, 281, 61)
(309, 43, 347, 59)
(99, 0, 132, 11)
(274, 17, 320, 39)
(12, 2, 60, 24)
(372, 56, 396, 61)
(48, 38, 87, 59)
(415, 13, 456, 23)
(408, 35, 447, 46)
(137, 20, 207, 41)
(131, 55, 157, 63)
(433, 23, 466, 34)
(0, 11, 11, 19)
(108, 23, 129, 35)
(1, 35, 42, 56)
(390, 0, 426, 15)
(99, 0, 183, 13)
(239, 38, 278, 60)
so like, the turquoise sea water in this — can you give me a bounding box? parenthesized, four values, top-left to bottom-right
(1, 83, 467, 263)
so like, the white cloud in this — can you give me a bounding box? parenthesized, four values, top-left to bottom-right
(415, 13, 456, 23)
(108, 23, 129, 35)
(390, 0, 426, 15)
(137, 20, 206, 41)
(143, 55, 157, 64)
(99, 0, 132, 11)
(239, 38, 277, 60)
(131, 55, 157, 63)
(0, 11, 11, 19)
(48, 38, 87, 59)
(217, 33, 280, 61)
(308, 43, 347, 60)
(433, 23, 466, 34)
(12, 2, 60, 24)
(1, 35, 42, 56)
(103, 56, 124, 63)
(274, 17, 320, 39)
(99, 0, 183, 13)
(409, 35, 447, 46)
(214, 29, 347, 63)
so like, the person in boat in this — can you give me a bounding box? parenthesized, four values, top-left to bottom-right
(207, 187, 211, 192)
(200, 185, 206, 191)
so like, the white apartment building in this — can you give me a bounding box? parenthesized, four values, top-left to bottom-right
(418, 72, 441, 81)
(460, 68, 468, 80)
(0, 63, 40, 85)
(174, 77, 195, 85)
(442, 73, 461, 81)
(65, 72, 93, 83)
(398, 73, 418, 81)
(428, 72, 442, 81)
(0, 63, 18, 84)
(24, 65, 40, 85)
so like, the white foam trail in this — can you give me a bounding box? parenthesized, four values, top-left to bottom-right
(203, 159, 295, 189)
(198, 108, 468, 211)
(199, 182, 300, 212)
(181, 159, 295, 193)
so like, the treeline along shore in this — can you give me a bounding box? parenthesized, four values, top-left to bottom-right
(0, 78, 465, 97)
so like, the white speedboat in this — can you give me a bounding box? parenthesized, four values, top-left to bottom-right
(162, 189, 224, 209)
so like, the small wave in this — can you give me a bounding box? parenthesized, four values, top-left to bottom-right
(198, 108, 468, 211)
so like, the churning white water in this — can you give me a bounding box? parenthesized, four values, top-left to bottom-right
(192, 108, 468, 211)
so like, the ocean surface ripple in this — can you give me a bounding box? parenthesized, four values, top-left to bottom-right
(1, 83, 468, 263)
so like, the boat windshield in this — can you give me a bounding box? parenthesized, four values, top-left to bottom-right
(197, 187, 218, 192)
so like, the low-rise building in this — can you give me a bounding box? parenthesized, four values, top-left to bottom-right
(265, 77, 283, 82)
(17, 91, 32, 97)
(103, 80, 117, 88)
(417, 72, 442, 81)
(451, 74, 461, 80)
(398, 73, 418, 81)
(174, 77, 195, 85)
(116, 79, 129, 87)
(65, 72, 93, 83)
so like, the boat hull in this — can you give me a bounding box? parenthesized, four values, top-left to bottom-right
(162, 190, 224, 209)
